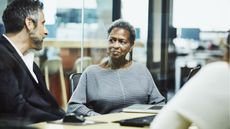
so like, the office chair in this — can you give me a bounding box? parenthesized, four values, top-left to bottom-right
(69, 73, 82, 96)
(73, 57, 92, 73)
(42, 58, 67, 110)
(185, 65, 201, 81)
(180, 65, 201, 88)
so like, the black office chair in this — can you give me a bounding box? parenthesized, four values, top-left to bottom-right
(69, 73, 82, 96)
(180, 65, 201, 88)
(185, 65, 201, 81)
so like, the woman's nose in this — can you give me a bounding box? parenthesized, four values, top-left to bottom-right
(113, 41, 120, 48)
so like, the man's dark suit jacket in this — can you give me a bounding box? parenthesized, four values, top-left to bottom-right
(0, 35, 65, 123)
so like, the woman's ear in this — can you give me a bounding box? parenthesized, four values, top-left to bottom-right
(129, 43, 135, 52)
(25, 17, 35, 31)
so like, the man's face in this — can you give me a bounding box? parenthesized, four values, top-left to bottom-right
(107, 27, 132, 60)
(29, 10, 48, 50)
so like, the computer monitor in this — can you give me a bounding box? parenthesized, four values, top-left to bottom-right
(181, 28, 200, 40)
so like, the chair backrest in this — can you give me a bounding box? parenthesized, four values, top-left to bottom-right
(74, 57, 92, 73)
(69, 73, 82, 96)
(185, 65, 201, 81)
(42, 58, 67, 110)
(180, 65, 201, 87)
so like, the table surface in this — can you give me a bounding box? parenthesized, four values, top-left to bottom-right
(32, 112, 155, 129)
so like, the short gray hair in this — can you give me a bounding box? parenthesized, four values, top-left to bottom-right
(107, 19, 136, 45)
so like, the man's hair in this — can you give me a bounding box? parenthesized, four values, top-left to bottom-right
(2, 0, 44, 33)
(107, 19, 136, 45)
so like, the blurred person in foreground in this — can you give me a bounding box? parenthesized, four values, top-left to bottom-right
(150, 31, 230, 129)
(0, 0, 65, 123)
(67, 19, 165, 116)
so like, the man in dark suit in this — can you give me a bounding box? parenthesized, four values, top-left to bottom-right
(0, 0, 65, 123)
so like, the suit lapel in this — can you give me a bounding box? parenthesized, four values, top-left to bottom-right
(1, 35, 59, 107)
(33, 62, 59, 106)
(13, 53, 39, 84)
(33, 63, 46, 87)
(1, 35, 39, 85)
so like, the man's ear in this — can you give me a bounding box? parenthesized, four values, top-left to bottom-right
(25, 17, 35, 31)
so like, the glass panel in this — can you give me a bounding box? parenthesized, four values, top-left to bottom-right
(40, 0, 113, 101)
(41, 0, 112, 73)
(173, 0, 230, 31)
(172, 0, 229, 94)
(121, 0, 149, 64)
(83, 0, 113, 65)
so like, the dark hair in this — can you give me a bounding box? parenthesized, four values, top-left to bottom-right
(227, 30, 230, 48)
(2, 0, 44, 33)
(107, 19, 136, 45)
(224, 30, 230, 62)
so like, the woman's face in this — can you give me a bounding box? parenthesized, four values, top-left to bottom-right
(107, 27, 132, 60)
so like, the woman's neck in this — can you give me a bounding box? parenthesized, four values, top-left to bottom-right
(100, 57, 131, 69)
(110, 58, 128, 69)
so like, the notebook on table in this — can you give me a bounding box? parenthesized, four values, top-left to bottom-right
(122, 104, 164, 113)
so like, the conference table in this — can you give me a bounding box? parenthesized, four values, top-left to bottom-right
(32, 112, 154, 129)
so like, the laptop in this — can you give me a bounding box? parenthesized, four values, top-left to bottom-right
(122, 104, 164, 113)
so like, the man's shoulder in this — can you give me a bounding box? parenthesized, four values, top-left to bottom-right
(0, 34, 8, 43)
(0, 35, 10, 51)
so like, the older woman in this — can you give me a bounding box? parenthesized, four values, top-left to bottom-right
(67, 19, 165, 116)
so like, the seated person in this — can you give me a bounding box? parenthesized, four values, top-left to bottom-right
(67, 19, 165, 116)
(0, 0, 65, 123)
(150, 31, 230, 129)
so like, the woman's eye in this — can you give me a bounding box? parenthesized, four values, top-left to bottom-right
(109, 39, 115, 43)
(120, 40, 127, 44)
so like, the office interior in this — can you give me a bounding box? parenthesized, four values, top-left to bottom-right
(0, 0, 229, 107)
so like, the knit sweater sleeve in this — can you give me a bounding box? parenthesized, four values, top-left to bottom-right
(142, 65, 165, 104)
(67, 69, 100, 116)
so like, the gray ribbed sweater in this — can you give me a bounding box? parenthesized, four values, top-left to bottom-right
(67, 61, 165, 116)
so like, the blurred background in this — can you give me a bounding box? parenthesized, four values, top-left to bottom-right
(0, 0, 229, 105)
